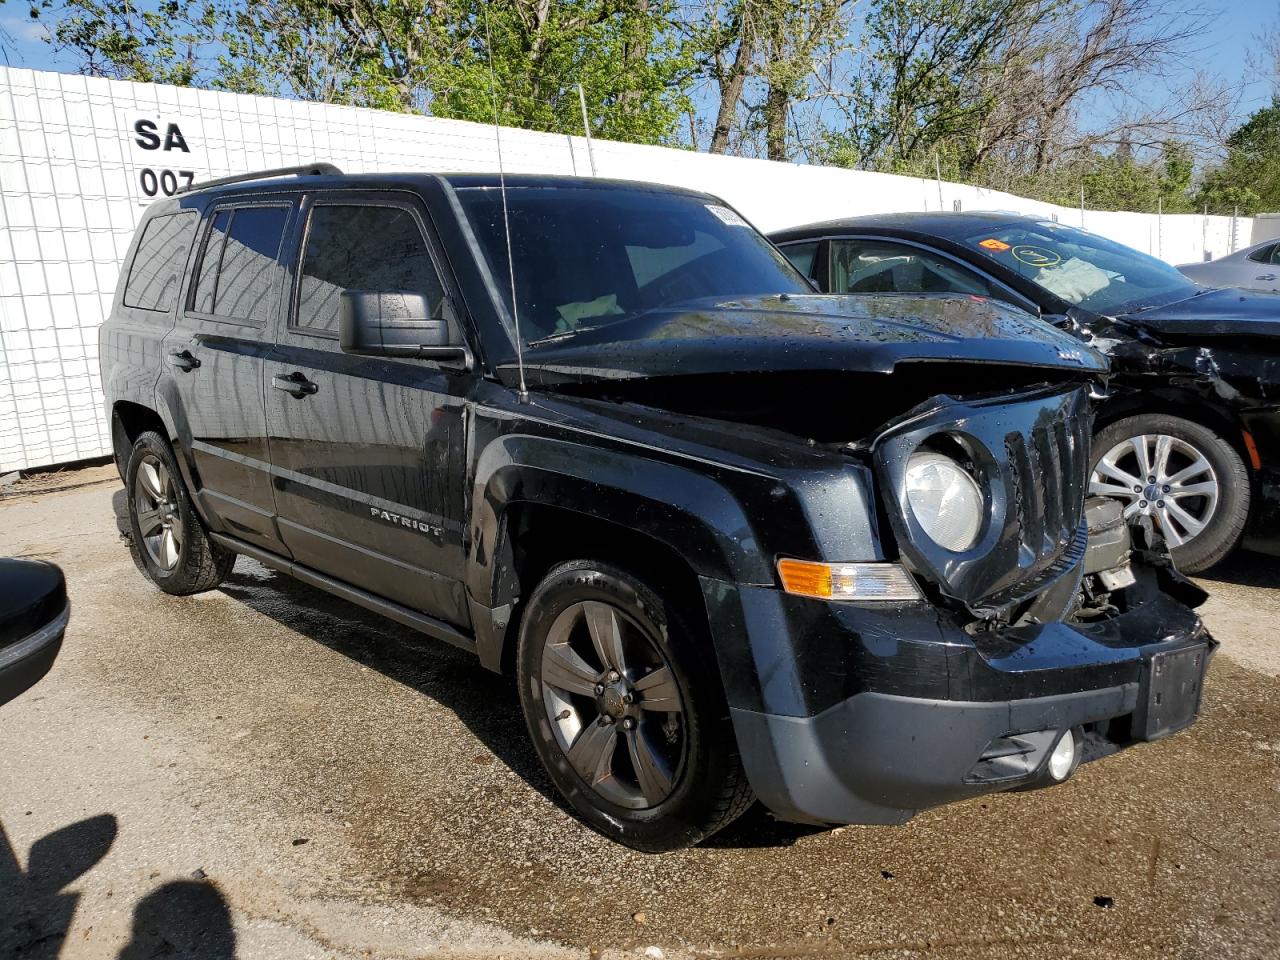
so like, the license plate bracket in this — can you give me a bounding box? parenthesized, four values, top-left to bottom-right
(1135, 644, 1209, 741)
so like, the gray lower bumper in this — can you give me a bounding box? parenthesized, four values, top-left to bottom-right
(732, 683, 1138, 826)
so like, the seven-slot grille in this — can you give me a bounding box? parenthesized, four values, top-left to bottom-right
(1004, 413, 1089, 569)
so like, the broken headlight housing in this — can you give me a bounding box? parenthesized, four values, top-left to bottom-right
(903, 450, 984, 552)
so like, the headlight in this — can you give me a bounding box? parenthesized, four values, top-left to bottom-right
(904, 450, 984, 552)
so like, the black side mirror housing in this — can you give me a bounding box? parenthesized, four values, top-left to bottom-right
(338, 291, 471, 369)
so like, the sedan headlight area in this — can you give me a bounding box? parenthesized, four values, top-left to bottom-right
(904, 449, 984, 552)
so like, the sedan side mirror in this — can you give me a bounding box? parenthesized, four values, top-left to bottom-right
(339, 291, 472, 369)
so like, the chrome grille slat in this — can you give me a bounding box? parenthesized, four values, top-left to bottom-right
(1040, 421, 1065, 543)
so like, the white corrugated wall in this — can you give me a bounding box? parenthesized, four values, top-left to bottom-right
(0, 66, 1257, 472)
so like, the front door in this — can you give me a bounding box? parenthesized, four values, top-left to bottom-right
(160, 197, 295, 554)
(264, 192, 471, 626)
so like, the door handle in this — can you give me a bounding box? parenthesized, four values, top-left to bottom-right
(272, 371, 318, 398)
(167, 349, 200, 372)
(1257, 274, 1276, 281)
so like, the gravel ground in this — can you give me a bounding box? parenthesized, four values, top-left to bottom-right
(1, 468, 1278, 959)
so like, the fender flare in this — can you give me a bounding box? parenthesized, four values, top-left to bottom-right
(465, 433, 774, 671)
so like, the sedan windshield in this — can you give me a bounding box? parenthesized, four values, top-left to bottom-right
(960, 220, 1201, 314)
(454, 184, 812, 349)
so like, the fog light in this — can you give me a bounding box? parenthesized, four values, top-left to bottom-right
(1048, 729, 1077, 781)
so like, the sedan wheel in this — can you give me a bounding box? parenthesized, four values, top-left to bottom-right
(1090, 433, 1219, 548)
(540, 599, 687, 810)
(1088, 414, 1249, 573)
(134, 453, 184, 571)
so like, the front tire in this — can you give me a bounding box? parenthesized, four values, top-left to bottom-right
(516, 560, 753, 851)
(1089, 414, 1249, 573)
(126, 431, 235, 595)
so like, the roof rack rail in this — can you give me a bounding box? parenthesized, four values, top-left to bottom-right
(179, 162, 343, 194)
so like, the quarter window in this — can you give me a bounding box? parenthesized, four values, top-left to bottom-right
(191, 206, 289, 322)
(122, 212, 197, 312)
(781, 241, 819, 279)
(1247, 244, 1277, 264)
(295, 205, 444, 336)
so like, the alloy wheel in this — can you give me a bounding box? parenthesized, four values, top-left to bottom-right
(539, 600, 687, 810)
(1089, 433, 1220, 548)
(134, 454, 183, 571)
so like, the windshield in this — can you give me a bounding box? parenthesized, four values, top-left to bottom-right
(960, 220, 1200, 314)
(454, 184, 812, 350)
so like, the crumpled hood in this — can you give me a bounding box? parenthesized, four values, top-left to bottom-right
(1120, 287, 1280, 339)
(501, 293, 1106, 387)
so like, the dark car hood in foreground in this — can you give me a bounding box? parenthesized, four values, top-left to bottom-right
(502, 294, 1106, 387)
(1121, 287, 1280, 340)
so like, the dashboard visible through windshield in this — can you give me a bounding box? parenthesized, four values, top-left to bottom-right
(961, 220, 1201, 314)
(454, 183, 812, 351)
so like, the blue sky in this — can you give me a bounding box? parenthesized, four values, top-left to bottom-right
(1, 1, 1274, 133)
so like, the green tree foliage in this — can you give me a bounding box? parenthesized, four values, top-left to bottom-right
(1194, 102, 1280, 215)
(20, 0, 1275, 213)
(29, 0, 693, 145)
(819, 0, 1041, 173)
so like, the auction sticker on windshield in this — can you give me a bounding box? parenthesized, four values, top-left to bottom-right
(979, 238, 1011, 251)
(707, 204, 750, 227)
(1011, 245, 1063, 268)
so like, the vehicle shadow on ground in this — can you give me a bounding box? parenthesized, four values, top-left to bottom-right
(1195, 548, 1280, 588)
(213, 560, 819, 849)
(0, 813, 236, 958)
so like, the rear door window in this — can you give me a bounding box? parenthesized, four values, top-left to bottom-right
(830, 239, 996, 297)
(294, 204, 445, 337)
(190, 205, 290, 323)
(122, 211, 198, 313)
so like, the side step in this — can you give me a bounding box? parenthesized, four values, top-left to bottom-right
(209, 532, 476, 655)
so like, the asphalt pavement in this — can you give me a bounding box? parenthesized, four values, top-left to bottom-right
(1, 467, 1277, 959)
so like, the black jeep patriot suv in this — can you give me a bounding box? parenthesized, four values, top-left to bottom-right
(101, 165, 1214, 851)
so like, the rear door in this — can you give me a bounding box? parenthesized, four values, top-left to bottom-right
(264, 191, 471, 626)
(159, 196, 295, 554)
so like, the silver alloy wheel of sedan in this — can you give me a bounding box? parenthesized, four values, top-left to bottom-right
(134, 453, 183, 571)
(540, 599, 687, 810)
(1089, 433, 1220, 548)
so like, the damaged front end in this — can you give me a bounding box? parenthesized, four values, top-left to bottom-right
(1060, 297, 1280, 556)
(727, 379, 1216, 827)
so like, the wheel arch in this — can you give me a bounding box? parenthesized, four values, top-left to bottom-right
(110, 401, 168, 480)
(466, 434, 772, 674)
(487, 501, 711, 676)
(1092, 387, 1254, 472)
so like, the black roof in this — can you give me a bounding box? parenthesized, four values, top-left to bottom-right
(182, 166, 716, 202)
(769, 210, 1043, 242)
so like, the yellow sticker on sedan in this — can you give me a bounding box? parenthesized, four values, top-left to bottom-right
(1011, 244, 1062, 268)
(979, 238, 1010, 251)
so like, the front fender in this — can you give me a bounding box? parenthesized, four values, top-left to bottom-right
(468, 433, 771, 605)
(465, 431, 783, 674)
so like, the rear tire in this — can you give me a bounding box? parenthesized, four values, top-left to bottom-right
(125, 431, 235, 595)
(1089, 414, 1249, 573)
(516, 560, 753, 851)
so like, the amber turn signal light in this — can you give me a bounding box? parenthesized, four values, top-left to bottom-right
(776, 558, 921, 602)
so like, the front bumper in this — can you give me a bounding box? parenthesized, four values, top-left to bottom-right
(707, 565, 1213, 826)
(0, 601, 69, 707)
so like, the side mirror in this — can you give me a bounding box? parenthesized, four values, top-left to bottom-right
(338, 291, 471, 369)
